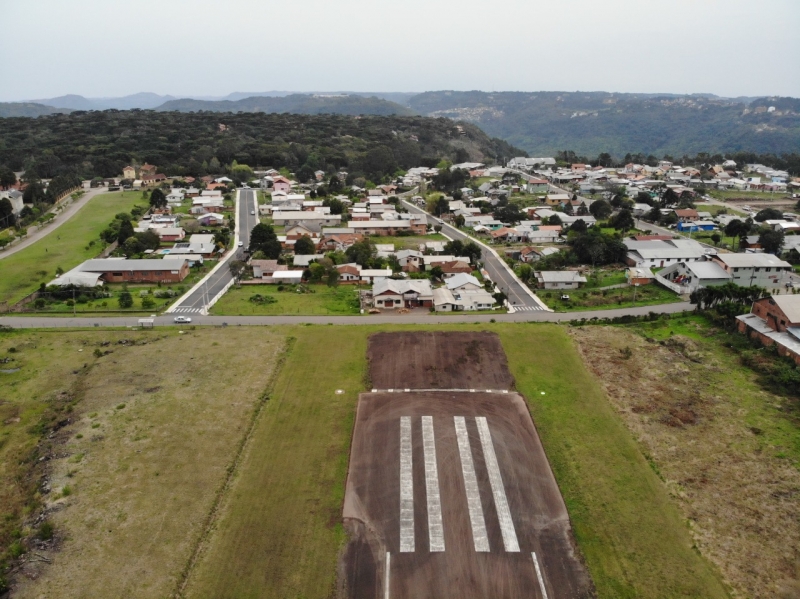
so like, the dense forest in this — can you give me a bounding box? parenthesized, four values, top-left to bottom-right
(155, 94, 414, 116)
(0, 111, 523, 182)
(408, 91, 800, 157)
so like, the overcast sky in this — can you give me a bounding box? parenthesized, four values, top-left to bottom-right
(1, 0, 798, 101)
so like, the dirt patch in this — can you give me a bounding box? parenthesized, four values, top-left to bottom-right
(367, 331, 515, 390)
(570, 325, 800, 599)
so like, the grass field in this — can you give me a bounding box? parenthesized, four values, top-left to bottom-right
(6, 327, 286, 598)
(708, 189, 792, 201)
(4, 323, 743, 599)
(539, 282, 683, 312)
(0, 192, 146, 306)
(210, 284, 362, 315)
(368, 234, 447, 249)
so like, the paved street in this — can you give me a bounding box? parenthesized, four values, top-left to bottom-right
(0, 300, 693, 329)
(401, 199, 549, 311)
(169, 189, 259, 314)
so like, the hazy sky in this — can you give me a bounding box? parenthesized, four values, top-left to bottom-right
(1, 0, 798, 101)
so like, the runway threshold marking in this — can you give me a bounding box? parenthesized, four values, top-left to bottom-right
(476, 416, 520, 552)
(454, 416, 490, 552)
(422, 416, 445, 552)
(384, 552, 391, 599)
(532, 552, 549, 599)
(399, 417, 415, 552)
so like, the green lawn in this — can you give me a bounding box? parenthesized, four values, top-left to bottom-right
(210, 284, 362, 315)
(368, 234, 447, 249)
(708, 189, 791, 201)
(583, 269, 628, 289)
(0, 192, 146, 306)
(697, 203, 747, 217)
(539, 282, 683, 312)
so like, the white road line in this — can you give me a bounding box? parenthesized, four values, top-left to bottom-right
(532, 552, 549, 599)
(421, 416, 445, 552)
(399, 417, 414, 553)
(476, 416, 519, 552)
(384, 552, 391, 599)
(454, 417, 489, 552)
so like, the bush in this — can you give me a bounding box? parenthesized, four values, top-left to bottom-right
(37, 521, 54, 541)
(118, 291, 133, 309)
(141, 296, 156, 310)
(248, 294, 277, 305)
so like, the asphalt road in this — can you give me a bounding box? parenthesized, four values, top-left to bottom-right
(0, 300, 694, 329)
(401, 200, 548, 312)
(170, 189, 258, 314)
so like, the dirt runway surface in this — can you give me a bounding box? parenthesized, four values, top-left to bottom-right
(341, 332, 592, 599)
(368, 331, 515, 390)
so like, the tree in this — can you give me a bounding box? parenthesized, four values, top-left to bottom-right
(326, 268, 340, 287)
(754, 208, 783, 222)
(609, 209, 635, 232)
(758, 228, 785, 255)
(0, 197, 15, 227)
(429, 265, 444, 280)
(710, 232, 722, 246)
(324, 198, 344, 215)
(123, 236, 143, 256)
(545, 214, 562, 226)
(724, 219, 749, 251)
(249, 223, 281, 258)
(454, 214, 465, 228)
(0, 166, 16, 189)
(229, 259, 247, 283)
(516, 263, 533, 282)
(294, 235, 316, 255)
(345, 239, 375, 267)
(141, 296, 156, 310)
(149, 188, 167, 209)
(494, 203, 523, 225)
(433, 196, 449, 217)
(118, 291, 133, 309)
(117, 219, 135, 245)
(23, 181, 46, 205)
(308, 262, 325, 282)
(589, 199, 612, 220)
(570, 219, 588, 234)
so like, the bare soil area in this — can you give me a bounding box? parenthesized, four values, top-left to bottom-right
(570, 325, 800, 599)
(367, 331, 515, 390)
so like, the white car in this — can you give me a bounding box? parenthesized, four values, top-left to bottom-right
(238, 241, 244, 247)
(173, 316, 192, 323)
(250, 210, 255, 215)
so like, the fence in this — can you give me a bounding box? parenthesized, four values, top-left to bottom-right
(655, 272, 690, 295)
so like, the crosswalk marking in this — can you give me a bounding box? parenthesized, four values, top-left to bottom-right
(422, 416, 445, 552)
(399, 417, 414, 553)
(514, 305, 545, 312)
(454, 417, 490, 552)
(476, 416, 520, 552)
(173, 307, 203, 313)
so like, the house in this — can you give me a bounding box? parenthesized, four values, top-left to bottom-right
(272, 211, 342, 227)
(286, 222, 322, 239)
(336, 264, 361, 283)
(526, 229, 563, 244)
(319, 233, 363, 252)
(293, 254, 327, 267)
(737, 295, 800, 365)
(710, 253, 792, 289)
(272, 176, 292, 192)
(139, 164, 157, 178)
(347, 220, 427, 236)
(433, 286, 496, 312)
(163, 234, 218, 258)
(439, 260, 473, 278)
(677, 220, 716, 232)
(520, 246, 559, 263)
(155, 227, 185, 243)
(624, 238, 707, 268)
(673, 208, 699, 222)
(0, 189, 24, 214)
(626, 267, 655, 286)
(525, 179, 549, 194)
(197, 213, 225, 227)
(123, 166, 137, 179)
(49, 258, 189, 286)
(545, 193, 571, 206)
(167, 190, 185, 204)
(360, 269, 393, 284)
(372, 279, 433, 309)
(445, 273, 483, 291)
(535, 271, 587, 290)
(396, 249, 424, 272)
(658, 260, 731, 292)
(251, 260, 283, 279)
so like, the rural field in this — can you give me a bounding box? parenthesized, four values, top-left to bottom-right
(6, 321, 792, 598)
(0, 192, 146, 307)
(4, 326, 285, 598)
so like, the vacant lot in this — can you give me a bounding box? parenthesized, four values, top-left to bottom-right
(0, 192, 146, 306)
(8, 327, 285, 599)
(538, 282, 682, 312)
(570, 317, 800, 598)
(210, 284, 362, 315)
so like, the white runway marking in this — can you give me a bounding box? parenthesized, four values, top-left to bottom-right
(532, 552, 549, 599)
(399, 417, 414, 553)
(384, 552, 391, 599)
(476, 416, 520, 552)
(454, 417, 490, 552)
(422, 416, 445, 552)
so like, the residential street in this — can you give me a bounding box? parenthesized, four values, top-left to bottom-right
(0, 187, 107, 260)
(168, 189, 258, 314)
(0, 300, 693, 329)
(401, 199, 549, 311)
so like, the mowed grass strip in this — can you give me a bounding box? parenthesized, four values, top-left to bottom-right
(183, 326, 367, 599)
(497, 324, 730, 599)
(210, 284, 362, 315)
(0, 192, 146, 305)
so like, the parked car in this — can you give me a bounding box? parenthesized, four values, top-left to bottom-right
(560, 294, 570, 301)
(238, 241, 244, 247)
(174, 316, 192, 323)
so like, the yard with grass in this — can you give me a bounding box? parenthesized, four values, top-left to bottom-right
(708, 189, 792, 202)
(368, 233, 447, 249)
(539, 281, 683, 312)
(0, 192, 146, 307)
(210, 284, 362, 315)
(3, 327, 286, 598)
(7, 321, 793, 598)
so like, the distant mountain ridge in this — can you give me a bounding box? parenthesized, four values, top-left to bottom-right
(154, 94, 415, 116)
(407, 91, 800, 157)
(0, 102, 70, 118)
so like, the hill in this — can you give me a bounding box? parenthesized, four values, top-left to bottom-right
(0, 102, 70, 118)
(408, 91, 800, 157)
(0, 111, 522, 182)
(29, 93, 177, 111)
(154, 94, 415, 116)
